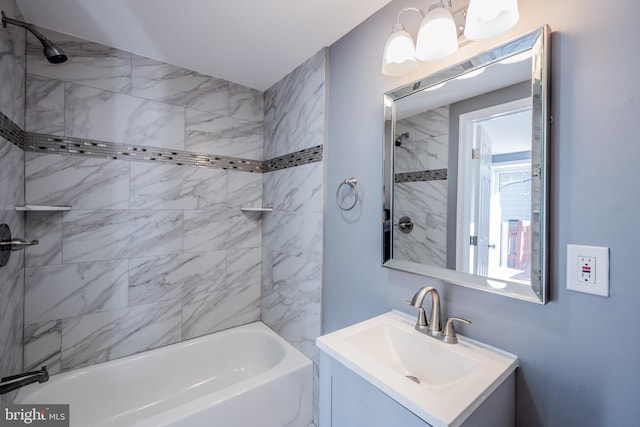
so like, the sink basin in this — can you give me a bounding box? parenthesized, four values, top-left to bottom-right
(316, 310, 518, 427)
(345, 320, 478, 386)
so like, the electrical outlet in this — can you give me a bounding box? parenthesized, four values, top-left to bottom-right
(578, 256, 596, 283)
(567, 245, 609, 297)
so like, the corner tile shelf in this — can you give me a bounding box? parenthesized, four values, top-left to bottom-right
(240, 207, 273, 212)
(15, 205, 72, 212)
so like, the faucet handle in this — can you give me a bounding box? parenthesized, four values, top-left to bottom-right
(443, 317, 471, 344)
(405, 300, 428, 328)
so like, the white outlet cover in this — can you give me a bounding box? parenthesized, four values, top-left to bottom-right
(567, 244, 610, 297)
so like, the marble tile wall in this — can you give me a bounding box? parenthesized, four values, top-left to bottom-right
(25, 28, 264, 160)
(393, 107, 449, 267)
(22, 28, 265, 373)
(6, 19, 325, 420)
(23, 163, 263, 373)
(394, 106, 449, 174)
(264, 49, 325, 159)
(262, 49, 326, 426)
(393, 181, 448, 267)
(0, 0, 25, 404)
(0, 0, 25, 128)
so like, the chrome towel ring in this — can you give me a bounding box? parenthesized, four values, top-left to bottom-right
(336, 178, 358, 211)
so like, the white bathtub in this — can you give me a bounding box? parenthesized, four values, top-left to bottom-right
(16, 322, 313, 427)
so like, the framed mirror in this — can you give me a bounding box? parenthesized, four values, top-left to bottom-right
(382, 26, 550, 303)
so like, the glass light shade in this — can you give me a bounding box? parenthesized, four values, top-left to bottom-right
(415, 5, 458, 61)
(464, 0, 519, 40)
(382, 24, 418, 76)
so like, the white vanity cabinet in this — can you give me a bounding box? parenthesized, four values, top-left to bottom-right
(316, 311, 518, 427)
(319, 352, 515, 427)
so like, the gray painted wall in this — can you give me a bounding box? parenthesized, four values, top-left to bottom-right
(324, 0, 640, 425)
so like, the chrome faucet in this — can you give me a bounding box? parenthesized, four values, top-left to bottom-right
(0, 366, 49, 395)
(408, 287, 471, 343)
(407, 286, 442, 336)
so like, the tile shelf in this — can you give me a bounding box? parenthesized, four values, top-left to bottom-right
(240, 207, 273, 212)
(15, 205, 72, 212)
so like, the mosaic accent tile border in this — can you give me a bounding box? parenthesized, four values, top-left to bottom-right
(261, 145, 323, 173)
(25, 133, 265, 172)
(0, 111, 25, 149)
(1, 112, 322, 172)
(395, 168, 448, 183)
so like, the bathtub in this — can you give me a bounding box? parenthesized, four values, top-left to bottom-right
(16, 322, 313, 427)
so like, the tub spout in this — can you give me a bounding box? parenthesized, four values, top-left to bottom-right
(0, 366, 49, 395)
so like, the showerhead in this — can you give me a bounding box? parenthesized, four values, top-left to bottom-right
(42, 40, 68, 64)
(1, 10, 68, 64)
(395, 132, 410, 146)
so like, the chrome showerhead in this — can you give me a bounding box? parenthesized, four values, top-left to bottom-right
(395, 132, 410, 146)
(1, 10, 68, 64)
(42, 40, 68, 64)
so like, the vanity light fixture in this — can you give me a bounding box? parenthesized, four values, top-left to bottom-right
(381, 0, 519, 77)
(381, 7, 422, 77)
(415, 2, 458, 61)
(464, 0, 519, 40)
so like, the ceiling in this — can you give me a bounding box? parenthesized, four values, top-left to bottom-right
(15, 0, 392, 91)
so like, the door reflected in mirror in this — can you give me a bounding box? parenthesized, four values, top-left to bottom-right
(457, 99, 532, 284)
(383, 26, 549, 303)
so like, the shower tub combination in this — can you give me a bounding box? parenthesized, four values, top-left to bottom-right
(16, 322, 313, 427)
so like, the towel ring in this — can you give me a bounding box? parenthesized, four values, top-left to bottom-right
(336, 178, 358, 211)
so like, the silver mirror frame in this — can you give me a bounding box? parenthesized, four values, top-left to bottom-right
(383, 26, 550, 304)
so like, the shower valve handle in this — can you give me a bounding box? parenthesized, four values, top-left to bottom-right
(0, 238, 39, 251)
